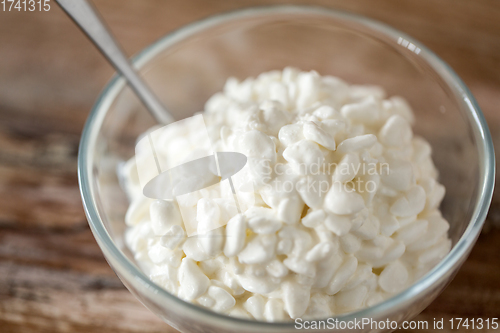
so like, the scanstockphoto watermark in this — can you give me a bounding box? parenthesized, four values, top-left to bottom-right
(294, 317, 429, 330)
(259, 159, 390, 195)
(295, 317, 500, 330)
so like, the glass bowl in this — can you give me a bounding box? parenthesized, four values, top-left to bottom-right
(78, 5, 495, 332)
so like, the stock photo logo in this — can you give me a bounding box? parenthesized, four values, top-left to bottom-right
(135, 114, 253, 236)
(134, 114, 387, 237)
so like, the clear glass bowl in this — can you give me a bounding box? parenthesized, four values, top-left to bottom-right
(78, 5, 495, 332)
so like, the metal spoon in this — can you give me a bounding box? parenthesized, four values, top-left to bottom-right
(55, 0, 174, 124)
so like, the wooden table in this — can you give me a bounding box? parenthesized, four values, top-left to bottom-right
(0, 0, 499, 332)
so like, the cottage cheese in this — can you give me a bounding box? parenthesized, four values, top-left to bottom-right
(120, 68, 451, 321)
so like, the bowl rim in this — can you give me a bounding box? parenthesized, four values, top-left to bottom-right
(78, 4, 495, 328)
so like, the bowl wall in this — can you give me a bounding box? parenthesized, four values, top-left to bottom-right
(79, 6, 494, 333)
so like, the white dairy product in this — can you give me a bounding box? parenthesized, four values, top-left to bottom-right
(120, 68, 451, 321)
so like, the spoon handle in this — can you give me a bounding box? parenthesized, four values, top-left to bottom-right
(55, 0, 174, 124)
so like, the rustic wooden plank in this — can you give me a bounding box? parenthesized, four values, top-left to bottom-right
(0, 265, 166, 333)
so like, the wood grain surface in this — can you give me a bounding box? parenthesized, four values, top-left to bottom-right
(0, 0, 499, 332)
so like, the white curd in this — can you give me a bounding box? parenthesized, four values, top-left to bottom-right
(120, 68, 451, 321)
